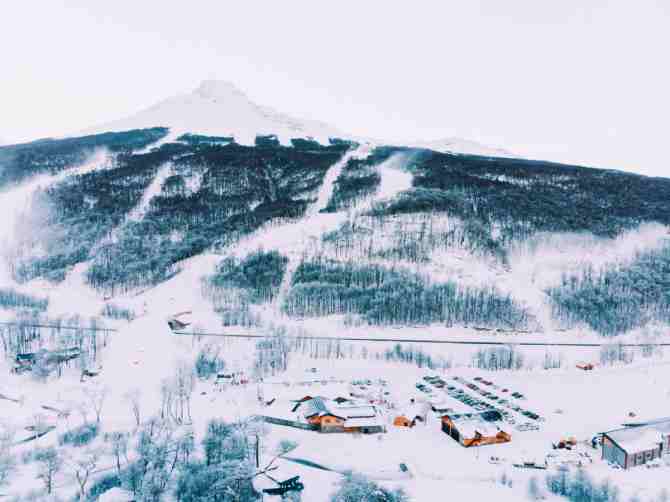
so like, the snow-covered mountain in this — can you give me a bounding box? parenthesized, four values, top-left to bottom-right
(2, 79, 670, 341)
(407, 137, 514, 158)
(83, 80, 511, 156)
(84, 80, 350, 146)
(4, 77, 670, 502)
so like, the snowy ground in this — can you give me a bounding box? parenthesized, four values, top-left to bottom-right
(3, 343, 670, 500)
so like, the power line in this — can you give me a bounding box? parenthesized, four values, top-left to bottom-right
(0, 321, 117, 333)
(171, 330, 670, 348)
(2, 321, 666, 349)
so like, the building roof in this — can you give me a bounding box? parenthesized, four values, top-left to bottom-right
(344, 416, 384, 428)
(302, 397, 377, 422)
(303, 397, 341, 419)
(605, 419, 670, 453)
(336, 405, 377, 418)
(446, 410, 506, 438)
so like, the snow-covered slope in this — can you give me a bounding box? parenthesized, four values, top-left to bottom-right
(84, 80, 350, 146)
(407, 137, 515, 158)
(82, 80, 512, 157)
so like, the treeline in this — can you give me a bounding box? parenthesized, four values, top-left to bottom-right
(202, 251, 288, 327)
(381, 343, 452, 370)
(208, 250, 288, 303)
(0, 315, 110, 373)
(177, 133, 233, 145)
(0, 128, 167, 187)
(322, 213, 504, 265)
(370, 148, 670, 244)
(100, 303, 136, 321)
(201, 281, 261, 328)
(14, 133, 349, 293)
(84, 140, 347, 294)
(472, 345, 525, 370)
(15, 140, 181, 284)
(283, 258, 534, 329)
(545, 467, 621, 502)
(547, 244, 670, 335)
(0, 287, 48, 312)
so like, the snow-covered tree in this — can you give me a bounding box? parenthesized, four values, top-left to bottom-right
(35, 446, 62, 495)
(329, 472, 407, 502)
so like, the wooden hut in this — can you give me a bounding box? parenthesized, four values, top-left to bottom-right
(393, 416, 413, 427)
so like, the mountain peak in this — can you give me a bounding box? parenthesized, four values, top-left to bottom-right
(80, 81, 512, 156)
(193, 80, 248, 101)
(83, 80, 346, 145)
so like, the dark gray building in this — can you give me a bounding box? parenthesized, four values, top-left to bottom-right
(602, 419, 670, 469)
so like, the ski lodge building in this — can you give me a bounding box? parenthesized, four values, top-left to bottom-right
(441, 410, 511, 447)
(601, 418, 670, 469)
(302, 397, 385, 434)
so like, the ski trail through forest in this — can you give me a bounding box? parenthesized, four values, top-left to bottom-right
(133, 128, 182, 154)
(0, 149, 112, 284)
(241, 147, 417, 327)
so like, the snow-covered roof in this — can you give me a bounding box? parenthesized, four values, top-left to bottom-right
(303, 397, 338, 419)
(336, 405, 377, 418)
(302, 398, 377, 421)
(447, 411, 506, 438)
(344, 416, 384, 428)
(606, 419, 670, 453)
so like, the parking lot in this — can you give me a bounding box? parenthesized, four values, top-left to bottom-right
(415, 374, 544, 432)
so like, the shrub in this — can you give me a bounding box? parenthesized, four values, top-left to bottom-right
(0, 288, 48, 312)
(86, 473, 121, 501)
(101, 303, 135, 321)
(330, 472, 408, 502)
(195, 344, 225, 380)
(59, 423, 99, 447)
(208, 251, 288, 303)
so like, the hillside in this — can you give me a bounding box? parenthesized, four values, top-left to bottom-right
(3, 81, 670, 502)
(0, 112, 669, 338)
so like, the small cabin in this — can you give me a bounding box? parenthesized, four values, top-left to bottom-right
(393, 416, 414, 427)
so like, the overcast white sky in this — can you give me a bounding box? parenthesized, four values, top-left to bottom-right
(1, 1, 669, 177)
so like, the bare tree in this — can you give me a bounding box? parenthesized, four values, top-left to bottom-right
(35, 447, 62, 495)
(172, 361, 196, 424)
(83, 384, 108, 424)
(109, 432, 129, 477)
(71, 448, 100, 499)
(125, 388, 142, 427)
(161, 362, 196, 424)
(528, 476, 544, 500)
(0, 422, 16, 487)
(160, 379, 174, 422)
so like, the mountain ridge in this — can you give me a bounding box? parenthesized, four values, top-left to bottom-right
(82, 80, 512, 157)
